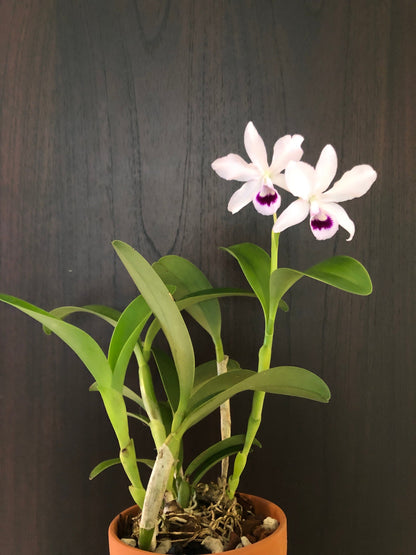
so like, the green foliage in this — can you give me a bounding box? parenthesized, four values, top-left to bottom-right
(179, 366, 331, 433)
(0, 294, 112, 386)
(89, 457, 154, 480)
(185, 435, 262, 486)
(222, 243, 271, 319)
(152, 347, 180, 412)
(153, 255, 222, 345)
(108, 296, 152, 390)
(112, 241, 195, 421)
(0, 237, 370, 526)
(270, 255, 372, 315)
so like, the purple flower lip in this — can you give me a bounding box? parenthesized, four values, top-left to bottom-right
(311, 215, 333, 230)
(256, 191, 278, 206)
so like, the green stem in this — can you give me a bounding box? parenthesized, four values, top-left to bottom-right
(228, 227, 280, 498)
(134, 346, 166, 450)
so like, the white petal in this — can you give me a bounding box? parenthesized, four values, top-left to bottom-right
(211, 154, 260, 181)
(284, 161, 316, 199)
(309, 210, 339, 240)
(253, 185, 281, 215)
(272, 198, 310, 233)
(322, 202, 356, 241)
(227, 180, 260, 214)
(322, 165, 377, 203)
(271, 173, 287, 190)
(315, 144, 338, 193)
(244, 122, 268, 170)
(270, 134, 304, 174)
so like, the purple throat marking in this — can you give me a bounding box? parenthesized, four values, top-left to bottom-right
(256, 191, 278, 207)
(311, 215, 333, 230)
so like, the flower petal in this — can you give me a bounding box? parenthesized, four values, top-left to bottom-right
(253, 185, 281, 215)
(284, 161, 316, 199)
(310, 210, 339, 240)
(271, 172, 287, 190)
(211, 154, 260, 182)
(227, 180, 260, 214)
(315, 144, 338, 193)
(244, 122, 268, 170)
(272, 198, 310, 233)
(322, 165, 377, 203)
(322, 202, 356, 241)
(270, 134, 304, 174)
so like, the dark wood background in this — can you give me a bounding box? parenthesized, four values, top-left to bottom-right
(0, 1, 415, 554)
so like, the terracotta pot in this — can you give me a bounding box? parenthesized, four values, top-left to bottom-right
(108, 493, 287, 554)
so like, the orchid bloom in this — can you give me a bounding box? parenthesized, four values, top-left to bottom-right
(211, 122, 304, 216)
(273, 144, 377, 240)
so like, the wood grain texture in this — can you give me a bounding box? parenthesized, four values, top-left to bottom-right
(0, 1, 414, 554)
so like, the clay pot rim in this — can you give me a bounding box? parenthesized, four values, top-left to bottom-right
(108, 493, 287, 554)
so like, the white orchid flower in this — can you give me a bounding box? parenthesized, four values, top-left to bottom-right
(272, 144, 377, 240)
(211, 121, 304, 216)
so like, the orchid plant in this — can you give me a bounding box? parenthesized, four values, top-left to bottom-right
(0, 122, 376, 552)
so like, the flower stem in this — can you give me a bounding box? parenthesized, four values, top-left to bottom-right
(228, 228, 280, 498)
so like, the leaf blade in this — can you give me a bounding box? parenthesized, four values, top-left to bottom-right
(153, 255, 222, 344)
(112, 241, 195, 417)
(0, 294, 112, 386)
(222, 243, 271, 318)
(184, 435, 261, 486)
(181, 366, 331, 433)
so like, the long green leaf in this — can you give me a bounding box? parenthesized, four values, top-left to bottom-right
(122, 385, 145, 410)
(152, 347, 180, 412)
(153, 255, 222, 344)
(127, 412, 150, 426)
(97, 385, 130, 447)
(89, 457, 154, 480)
(180, 366, 331, 433)
(108, 296, 150, 369)
(270, 255, 372, 314)
(143, 288, 257, 351)
(179, 288, 288, 312)
(192, 359, 241, 392)
(108, 296, 152, 389)
(221, 243, 271, 319)
(47, 305, 121, 331)
(0, 294, 112, 386)
(112, 241, 195, 419)
(185, 435, 261, 486)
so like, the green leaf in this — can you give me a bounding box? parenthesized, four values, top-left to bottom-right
(108, 296, 152, 390)
(143, 288, 256, 351)
(47, 305, 121, 334)
(89, 457, 154, 480)
(192, 359, 241, 392)
(185, 435, 262, 486)
(180, 366, 331, 433)
(222, 243, 271, 319)
(97, 385, 130, 447)
(0, 294, 112, 386)
(121, 385, 145, 410)
(270, 256, 372, 314)
(152, 347, 180, 412)
(127, 412, 150, 426)
(153, 255, 222, 344)
(112, 241, 195, 420)
(90, 382, 148, 424)
(306, 256, 372, 295)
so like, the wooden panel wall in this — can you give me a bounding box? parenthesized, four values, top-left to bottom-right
(0, 2, 415, 554)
